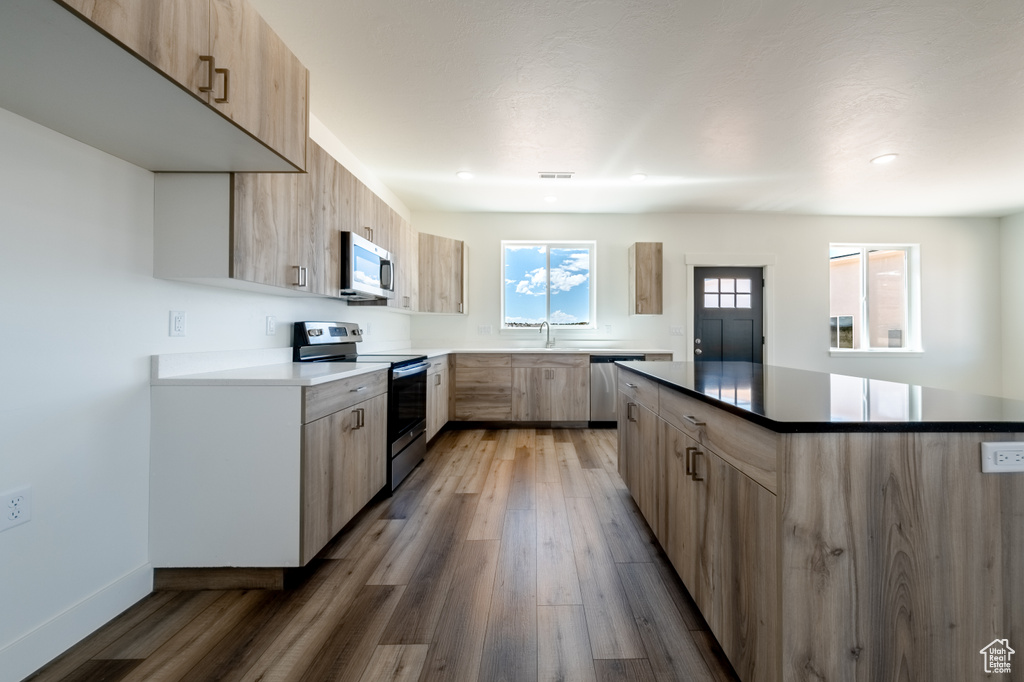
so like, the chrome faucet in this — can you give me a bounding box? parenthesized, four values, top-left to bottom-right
(539, 321, 554, 348)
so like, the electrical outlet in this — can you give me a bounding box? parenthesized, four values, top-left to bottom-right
(981, 442, 1024, 473)
(266, 315, 276, 336)
(1, 486, 31, 533)
(604, 324, 613, 335)
(670, 326, 686, 336)
(478, 324, 493, 336)
(169, 311, 187, 337)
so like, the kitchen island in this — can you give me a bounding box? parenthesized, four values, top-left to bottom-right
(616, 360, 1024, 682)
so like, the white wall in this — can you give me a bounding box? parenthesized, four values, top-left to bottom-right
(0, 107, 412, 682)
(1001, 212, 1024, 400)
(410, 211, 1004, 395)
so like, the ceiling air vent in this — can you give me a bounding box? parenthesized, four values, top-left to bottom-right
(539, 172, 575, 180)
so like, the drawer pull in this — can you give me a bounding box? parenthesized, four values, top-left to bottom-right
(691, 449, 705, 481)
(683, 415, 706, 427)
(350, 386, 368, 392)
(624, 382, 638, 389)
(685, 446, 696, 476)
(435, 374, 441, 386)
(353, 407, 365, 429)
(214, 66, 229, 103)
(626, 402, 638, 422)
(292, 265, 307, 287)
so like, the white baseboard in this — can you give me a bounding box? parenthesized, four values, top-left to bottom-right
(1, 563, 152, 682)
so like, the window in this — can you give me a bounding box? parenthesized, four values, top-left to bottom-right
(829, 244, 919, 351)
(501, 241, 596, 329)
(702, 276, 753, 309)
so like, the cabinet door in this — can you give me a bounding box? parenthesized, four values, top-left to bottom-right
(302, 141, 339, 296)
(550, 366, 589, 421)
(231, 171, 303, 290)
(418, 232, 465, 314)
(659, 420, 709, 606)
(511, 367, 550, 420)
(300, 393, 387, 564)
(427, 366, 449, 441)
(389, 215, 418, 311)
(61, 0, 208, 90)
(700, 448, 778, 682)
(209, 0, 308, 170)
(628, 242, 663, 315)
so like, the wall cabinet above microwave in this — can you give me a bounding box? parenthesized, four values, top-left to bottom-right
(0, 0, 307, 172)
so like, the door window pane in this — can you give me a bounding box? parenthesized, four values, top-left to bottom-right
(720, 294, 735, 308)
(704, 294, 719, 308)
(704, 278, 719, 293)
(736, 294, 751, 308)
(720, 278, 735, 293)
(737, 278, 752, 293)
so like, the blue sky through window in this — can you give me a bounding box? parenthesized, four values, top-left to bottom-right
(503, 243, 592, 327)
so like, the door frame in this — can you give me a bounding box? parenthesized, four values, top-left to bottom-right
(685, 253, 776, 366)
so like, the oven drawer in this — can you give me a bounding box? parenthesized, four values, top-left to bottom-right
(303, 369, 388, 423)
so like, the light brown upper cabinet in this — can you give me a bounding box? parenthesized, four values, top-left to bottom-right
(628, 242, 663, 315)
(418, 233, 466, 314)
(388, 216, 419, 312)
(57, 0, 308, 170)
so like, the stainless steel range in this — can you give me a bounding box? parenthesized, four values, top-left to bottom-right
(293, 321, 428, 492)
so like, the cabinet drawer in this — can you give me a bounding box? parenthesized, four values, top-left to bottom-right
(644, 353, 673, 361)
(427, 355, 449, 376)
(617, 369, 660, 412)
(456, 353, 511, 368)
(511, 353, 588, 368)
(302, 370, 388, 424)
(658, 387, 777, 494)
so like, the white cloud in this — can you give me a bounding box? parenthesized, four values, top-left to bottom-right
(515, 267, 547, 296)
(505, 245, 546, 253)
(549, 310, 579, 324)
(549, 267, 588, 292)
(557, 251, 590, 272)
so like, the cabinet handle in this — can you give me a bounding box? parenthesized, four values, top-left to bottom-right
(214, 67, 229, 104)
(198, 55, 215, 92)
(691, 450, 704, 482)
(624, 382, 638, 389)
(292, 265, 308, 287)
(350, 386, 367, 392)
(458, 302, 464, 313)
(353, 407, 364, 429)
(685, 446, 696, 476)
(683, 415, 706, 427)
(627, 402, 637, 422)
(435, 374, 441, 386)
(638, 301, 642, 314)
(403, 296, 410, 309)
(366, 227, 373, 242)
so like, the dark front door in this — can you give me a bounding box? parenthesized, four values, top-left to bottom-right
(694, 267, 764, 363)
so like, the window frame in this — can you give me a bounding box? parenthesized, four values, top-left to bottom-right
(828, 243, 922, 355)
(500, 240, 598, 331)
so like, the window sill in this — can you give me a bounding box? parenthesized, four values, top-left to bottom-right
(829, 349, 924, 358)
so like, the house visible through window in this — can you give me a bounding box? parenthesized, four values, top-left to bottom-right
(501, 241, 596, 329)
(829, 244, 918, 351)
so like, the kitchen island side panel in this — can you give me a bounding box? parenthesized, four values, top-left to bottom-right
(151, 385, 303, 567)
(780, 431, 1024, 682)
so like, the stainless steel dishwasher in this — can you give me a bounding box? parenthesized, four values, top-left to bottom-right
(590, 354, 645, 423)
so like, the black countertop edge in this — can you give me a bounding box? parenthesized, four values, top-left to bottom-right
(617, 362, 1024, 434)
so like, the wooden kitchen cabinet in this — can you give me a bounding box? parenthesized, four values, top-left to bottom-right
(454, 354, 512, 421)
(301, 392, 387, 564)
(418, 232, 466, 314)
(628, 242, 663, 315)
(617, 364, 778, 682)
(388, 216, 419, 312)
(426, 355, 450, 441)
(511, 354, 589, 422)
(59, 0, 308, 170)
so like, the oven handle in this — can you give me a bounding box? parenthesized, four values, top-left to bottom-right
(392, 361, 430, 379)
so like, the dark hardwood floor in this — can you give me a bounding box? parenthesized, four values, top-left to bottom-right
(27, 428, 740, 682)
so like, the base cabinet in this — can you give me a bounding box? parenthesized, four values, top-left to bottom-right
(301, 392, 387, 564)
(511, 354, 589, 422)
(619, 366, 778, 682)
(426, 356, 450, 441)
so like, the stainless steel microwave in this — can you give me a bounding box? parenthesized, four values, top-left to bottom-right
(340, 231, 395, 301)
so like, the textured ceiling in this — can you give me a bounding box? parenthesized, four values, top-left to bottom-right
(248, 0, 1024, 216)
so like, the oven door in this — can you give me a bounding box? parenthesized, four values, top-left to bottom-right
(390, 361, 428, 449)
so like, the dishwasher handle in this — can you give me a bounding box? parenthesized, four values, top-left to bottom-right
(589, 354, 645, 363)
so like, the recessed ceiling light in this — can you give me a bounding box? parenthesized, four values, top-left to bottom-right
(870, 154, 898, 165)
(630, 173, 648, 182)
(544, 195, 558, 203)
(456, 170, 474, 180)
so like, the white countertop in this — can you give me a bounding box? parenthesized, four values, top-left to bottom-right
(151, 362, 389, 387)
(401, 347, 673, 358)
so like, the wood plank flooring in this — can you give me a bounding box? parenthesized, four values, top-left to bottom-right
(27, 428, 740, 682)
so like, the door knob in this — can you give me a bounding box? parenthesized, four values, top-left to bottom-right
(694, 348, 703, 356)
(694, 338, 701, 345)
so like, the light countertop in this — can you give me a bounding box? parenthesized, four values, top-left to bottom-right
(401, 347, 673, 358)
(151, 362, 390, 387)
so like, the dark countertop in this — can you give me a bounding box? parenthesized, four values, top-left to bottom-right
(617, 361, 1024, 433)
